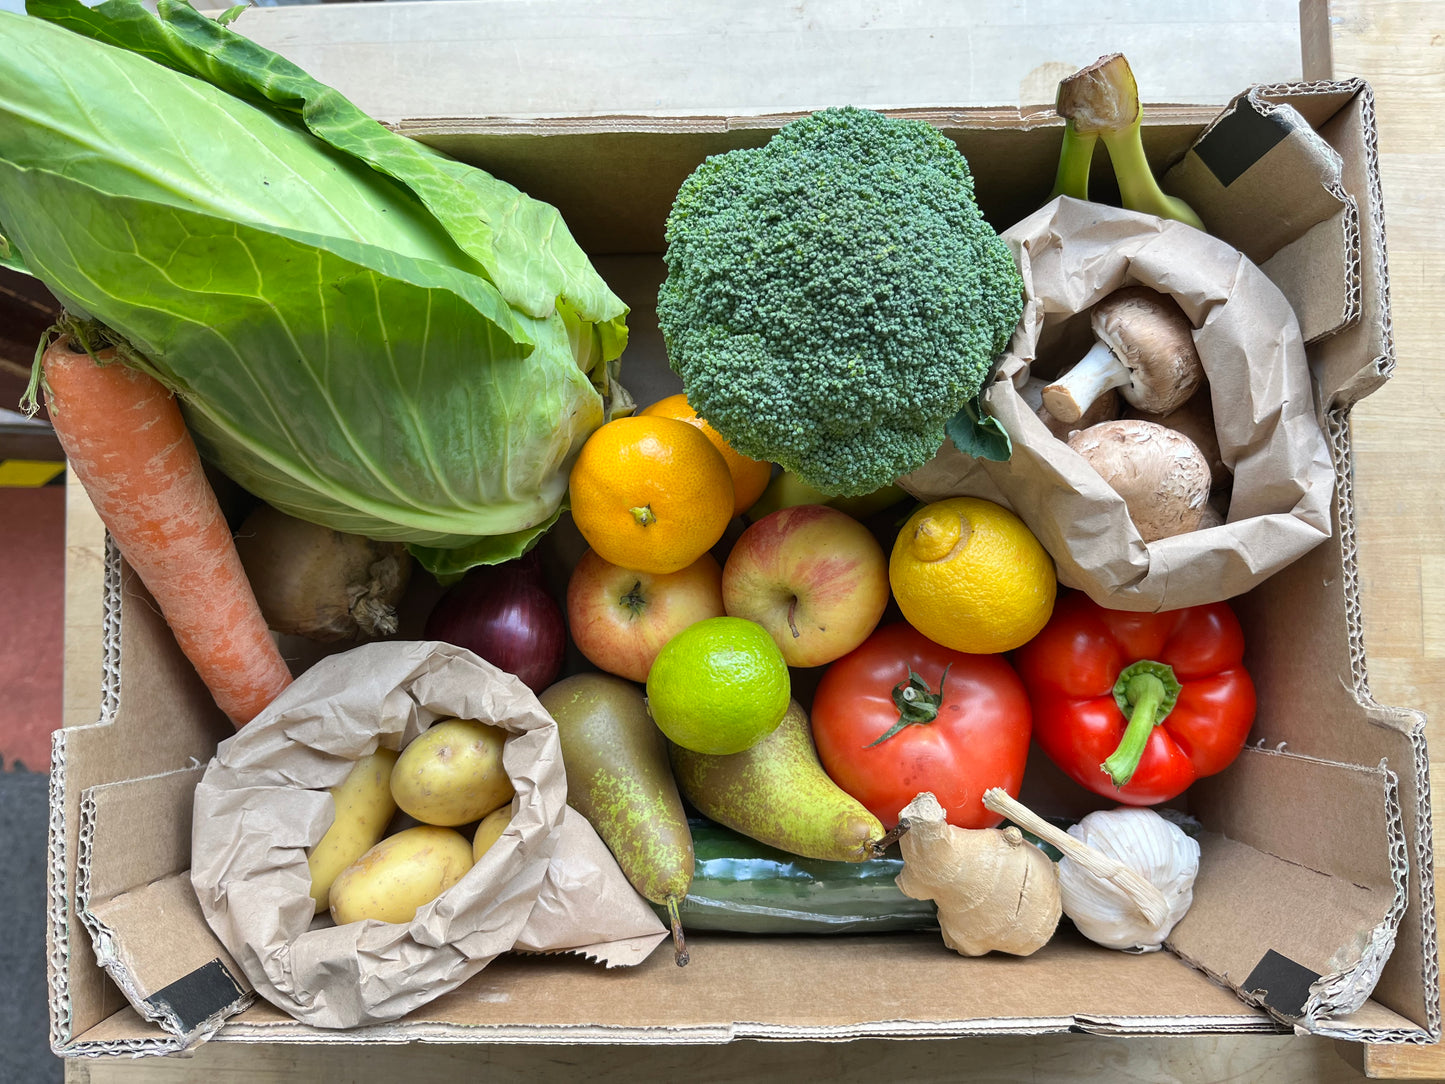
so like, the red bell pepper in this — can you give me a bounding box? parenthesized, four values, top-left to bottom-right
(1012, 591, 1256, 805)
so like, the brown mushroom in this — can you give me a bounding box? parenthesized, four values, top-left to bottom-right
(1043, 287, 1204, 424)
(1022, 376, 1120, 439)
(1124, 386, 1230, 491)
(1067, 418, 1211, 542)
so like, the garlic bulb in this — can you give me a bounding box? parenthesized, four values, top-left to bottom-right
(1057, 807, 1200, 952)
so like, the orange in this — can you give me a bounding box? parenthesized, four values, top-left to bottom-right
(569, 415, 734, 575)
(638, 392, 773, 516)
(889, 497, 1056, 654)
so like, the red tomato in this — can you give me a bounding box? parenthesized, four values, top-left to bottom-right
(811, 623, 1032, 830)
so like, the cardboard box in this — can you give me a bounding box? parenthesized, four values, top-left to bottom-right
(45, 79, 1438, 1055)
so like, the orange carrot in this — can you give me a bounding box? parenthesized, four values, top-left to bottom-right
(41, 333, 292, 727)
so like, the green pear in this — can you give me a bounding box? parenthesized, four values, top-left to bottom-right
(540, 673, 693, 965)
(669, 699, 884, 862)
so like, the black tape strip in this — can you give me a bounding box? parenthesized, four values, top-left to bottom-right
(1192, 98, 1293, 188)
(1244, 949, 1321, 1019)
(144, 958, 245, 1035)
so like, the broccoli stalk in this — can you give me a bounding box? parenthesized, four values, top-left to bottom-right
(1051, 54, 1204, 230)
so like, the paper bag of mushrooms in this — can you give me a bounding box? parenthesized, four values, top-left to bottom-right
(899, 197, 1335, 612)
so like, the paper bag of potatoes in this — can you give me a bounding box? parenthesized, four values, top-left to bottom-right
(899, 197, 1335, 612)
(191, 640, 667, 1030)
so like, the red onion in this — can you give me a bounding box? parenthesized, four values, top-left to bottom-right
(424, 550, 566, 693)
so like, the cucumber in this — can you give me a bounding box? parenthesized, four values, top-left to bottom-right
(652, 820, 938, 934)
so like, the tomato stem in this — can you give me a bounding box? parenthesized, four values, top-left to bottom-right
(865, 666, 951, 748)
(1100, 659, 1181, 787)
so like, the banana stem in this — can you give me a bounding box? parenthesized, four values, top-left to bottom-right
(1099, 121, 1205, 230)
(1051, 122, 1097, 201)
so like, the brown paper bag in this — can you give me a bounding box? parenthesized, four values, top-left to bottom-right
(898, 197, 1334, 612)
(190, 640, 666, 1030)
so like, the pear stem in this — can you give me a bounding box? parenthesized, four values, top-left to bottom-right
(666, 897, 689, 966)
(871, 820, 910, 856)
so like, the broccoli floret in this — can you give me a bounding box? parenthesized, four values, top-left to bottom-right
(656, 106, 1025, 497)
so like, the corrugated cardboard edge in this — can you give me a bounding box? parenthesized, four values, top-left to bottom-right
(389, 103, 1221, 138)
(207, 1014, 1282, 1045)
(1249, 79, 1362, 350)
(47, 539, 243, 1058)
(1170, 753, 1411, 1036)
(1162, 81, 1360, 344)
(75, 771, 255, 1050)
(43, 538, 178, 1056)
(1329, 400, 1441, 1042)
(1311, 80, 1396, 409)
(1302, 79, 1433, 1038)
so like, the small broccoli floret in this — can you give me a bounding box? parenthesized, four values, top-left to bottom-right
(656, 106, 1025, 497)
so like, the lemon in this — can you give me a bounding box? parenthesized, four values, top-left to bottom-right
(889, 497, 1056, 654)
(646, 617, 791, 755)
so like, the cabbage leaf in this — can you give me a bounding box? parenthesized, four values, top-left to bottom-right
(1, 0, 628, 568)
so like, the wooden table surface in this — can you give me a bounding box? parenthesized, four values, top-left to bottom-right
(60, 1, 1444, 1080)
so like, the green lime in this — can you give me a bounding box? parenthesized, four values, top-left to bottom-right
(645, 616, 791, 755)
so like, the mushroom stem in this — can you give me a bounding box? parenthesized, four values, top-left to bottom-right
(1044, 287, 1205, 425)
(1042, 341, 1131, 424)
(981, 788, 1169, 928)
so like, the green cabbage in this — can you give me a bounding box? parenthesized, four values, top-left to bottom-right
(1, 0, 628, 573)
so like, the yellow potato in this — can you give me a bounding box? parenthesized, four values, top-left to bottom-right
(390, 718, 514, 827)
(472, 804, 513, 862)
(307, 748, 399, 914)
(329, 825, 474, 925)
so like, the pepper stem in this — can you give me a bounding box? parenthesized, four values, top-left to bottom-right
(1101, 660, 1182, 788)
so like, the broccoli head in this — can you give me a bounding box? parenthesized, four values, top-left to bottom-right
(656, 106, 1025, 498)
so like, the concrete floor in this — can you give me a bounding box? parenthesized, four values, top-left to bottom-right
(2, 481, 69, 1083)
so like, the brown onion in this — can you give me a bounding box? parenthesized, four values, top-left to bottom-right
(235, 503, 412, 642)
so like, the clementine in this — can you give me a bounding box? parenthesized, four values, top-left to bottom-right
(638, 393, 773, 516)
(569, 415, 734, 574)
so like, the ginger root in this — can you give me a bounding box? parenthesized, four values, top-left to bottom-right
(894, 792, 1061, 957)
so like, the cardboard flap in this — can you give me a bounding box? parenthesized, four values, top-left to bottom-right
(1261, 209, 1359, 345)
(1168, 747, 1407, 1033)
(77, 767, 253, 1049)
(1163, 87, 1359, 344)
(1303, 84, 1396, 411)
(49, 545, 235, 1053)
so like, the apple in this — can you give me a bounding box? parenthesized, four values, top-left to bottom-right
(566, 547, 726, 682)
(721, 505, 889, 667)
